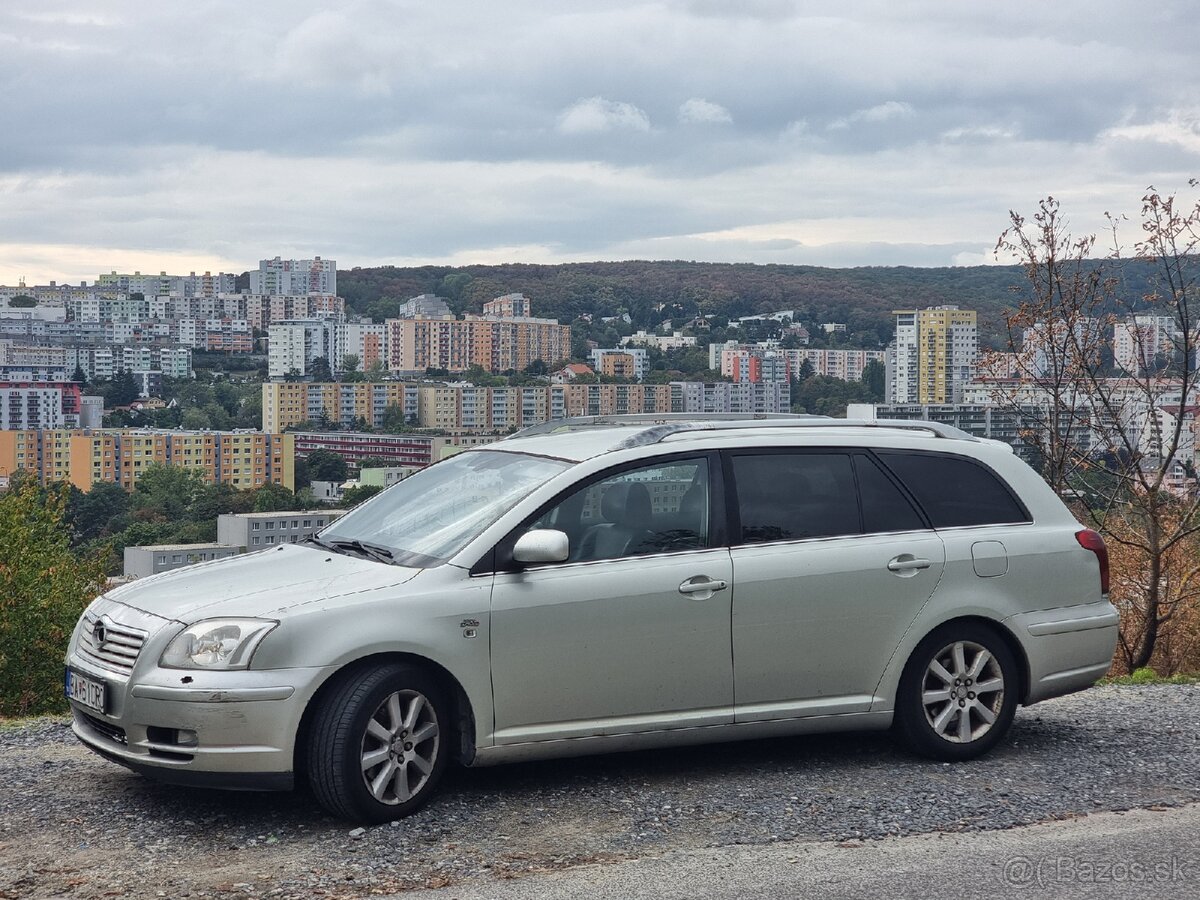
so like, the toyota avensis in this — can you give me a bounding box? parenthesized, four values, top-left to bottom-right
(65, 415, 1118, 822)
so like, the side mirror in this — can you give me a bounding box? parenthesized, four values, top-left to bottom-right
(512, 529, 570, 564)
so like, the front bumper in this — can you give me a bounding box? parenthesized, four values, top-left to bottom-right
(66, 601, 332, 789)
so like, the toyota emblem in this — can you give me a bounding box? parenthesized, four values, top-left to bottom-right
(93, 619, 107, 648)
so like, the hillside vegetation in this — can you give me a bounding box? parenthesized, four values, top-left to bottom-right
(338, 259, 1169, 348)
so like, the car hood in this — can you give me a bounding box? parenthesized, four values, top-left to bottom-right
(104, 543, 423, 623)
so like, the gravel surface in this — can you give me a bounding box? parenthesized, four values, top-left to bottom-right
(2, 684, 1198, 898)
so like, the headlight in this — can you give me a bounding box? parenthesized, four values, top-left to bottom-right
(160, 619, 277, 670)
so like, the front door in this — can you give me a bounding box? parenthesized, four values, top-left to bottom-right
(489, 455, 734, 744)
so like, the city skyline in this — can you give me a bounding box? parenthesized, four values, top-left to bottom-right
(2, 1, 1197, 284)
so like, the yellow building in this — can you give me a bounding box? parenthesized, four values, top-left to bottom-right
(0, 429, 294, 492)
(891, 306, 978, 404)
(261, 382, 419, 433)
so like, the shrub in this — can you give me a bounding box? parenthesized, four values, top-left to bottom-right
(0, 482, 108, 716)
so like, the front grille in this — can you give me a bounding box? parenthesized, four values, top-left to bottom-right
(77, 612, 148, 674)
(79, 710, 127, 745)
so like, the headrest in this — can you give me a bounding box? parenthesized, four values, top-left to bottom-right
(601, 481, 652, 526)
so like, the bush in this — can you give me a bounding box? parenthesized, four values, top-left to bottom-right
(0, 482, 108, 716)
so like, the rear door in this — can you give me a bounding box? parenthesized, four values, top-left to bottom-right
(728, 449, 945, 721)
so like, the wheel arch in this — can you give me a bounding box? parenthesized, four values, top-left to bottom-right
(293, 651, 478, 784)
(902, 614, 1031, 705)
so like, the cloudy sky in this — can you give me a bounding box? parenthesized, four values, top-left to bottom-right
(2, 0, 1198, 285)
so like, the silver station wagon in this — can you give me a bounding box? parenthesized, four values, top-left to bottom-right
(65, 415, 1119, 822)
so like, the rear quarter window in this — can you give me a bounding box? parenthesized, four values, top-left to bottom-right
(875, 451, 1030, 528)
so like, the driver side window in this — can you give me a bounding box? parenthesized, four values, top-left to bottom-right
(530, 458, 710, 563)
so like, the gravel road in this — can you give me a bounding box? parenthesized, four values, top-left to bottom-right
(2, 684, 1199, 899)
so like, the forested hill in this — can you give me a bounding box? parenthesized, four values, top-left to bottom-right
(337, 259, 1163, 347)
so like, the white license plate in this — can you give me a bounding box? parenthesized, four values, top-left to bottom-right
(65, 669, 107, 713)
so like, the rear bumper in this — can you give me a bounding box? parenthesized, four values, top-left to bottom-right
(1006, 600, 1119, 704)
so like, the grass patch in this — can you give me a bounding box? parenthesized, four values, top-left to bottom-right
(1102, 667, 1200, 686)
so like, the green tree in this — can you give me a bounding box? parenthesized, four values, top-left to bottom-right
(341, 354, 364, 382)
(380, 402, 414, 432)
(68, 481, 131, 544)
(306, 449, 349, 482)
(341, 484, 384, 507)
(132, 464, 206, 521)
(253, 482, 295, 512)
(365, 358, 388, 382)
(181, 407, 211, 430)
(71, 364, 88, 385)
(0, 481, 108, 715)
(310, 357, 334, 383)
(861, 358, 885, 401)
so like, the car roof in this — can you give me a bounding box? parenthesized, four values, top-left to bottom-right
(491, 415, 1007, 463)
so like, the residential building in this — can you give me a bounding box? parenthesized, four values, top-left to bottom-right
(552, 383, 675, 417)
(0, 429, 294, 492)
(671, 380, 790, 414)
(591, 347, 648, 380)
(216, 510, 345, 551)
(887, 306, 978, 404)
(483, 293, 531, 318)
(385, 316, 570, 374)
(396, 294, 452, 319)
(1113, 315, 1182, 375)
(623, 330, 697, 351)
(0, 381, 83, 429)
(358, 466, 419, 488)
(250, 257, 337, 296)
(290, 431, 492, 469)
(268, 319, 337, 379)
(124, 543, 241, 578)
(261, 381, 419, 431)
(335, 322, 389, 371)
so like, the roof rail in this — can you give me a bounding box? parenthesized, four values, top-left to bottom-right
(504, 414, 981, 448)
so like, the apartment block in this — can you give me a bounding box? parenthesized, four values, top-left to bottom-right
(0, 381, 83, 429)
(483, 293, 531, 318)
(268, 319, 337, 379)
(250, 257, 337, 296)
(551, 383, 675, 417)
(591, 347, 648, 380)
(385, 316, 570, 375)
(0, 429, 294, 492)
(217, 509, 345, 551)
(335, 322, 389, 371)
(261, 381, 420, 432)
(290, 431, 492, 469)
(671, 380, 790, 414)
(396, 294, 452, 319)
(888, 306, 978, 404)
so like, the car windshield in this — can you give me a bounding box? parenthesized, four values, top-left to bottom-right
(318, 450, 571, 567)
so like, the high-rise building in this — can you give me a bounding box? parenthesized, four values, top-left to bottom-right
(268, 320, 337, 379)
(887, 306, 978, 404)
(250, 257, 337, 296)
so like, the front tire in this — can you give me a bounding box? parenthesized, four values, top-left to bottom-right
(894, 623, 1018, 761)
(307, 662, 449, 823)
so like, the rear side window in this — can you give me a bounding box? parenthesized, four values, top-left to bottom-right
(730, 453, 860, 543)
(854, 454, 925, 533)
(876, 451, 1030, 528)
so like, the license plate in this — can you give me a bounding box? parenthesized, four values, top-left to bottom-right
(65, 668, 107, 713)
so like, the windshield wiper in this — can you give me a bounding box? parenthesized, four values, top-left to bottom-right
(328, 538, 397, 565)
(301, 535, 342, 554)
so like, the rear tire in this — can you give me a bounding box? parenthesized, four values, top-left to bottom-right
(894, 622, 1018, 761)
(307, 662, 449, 823)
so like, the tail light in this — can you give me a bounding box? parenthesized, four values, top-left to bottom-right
(1075, 529, 1109, 595)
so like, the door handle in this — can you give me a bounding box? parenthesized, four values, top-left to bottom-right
(679, 577, 728, 595)
(887, 556, 932, 573)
